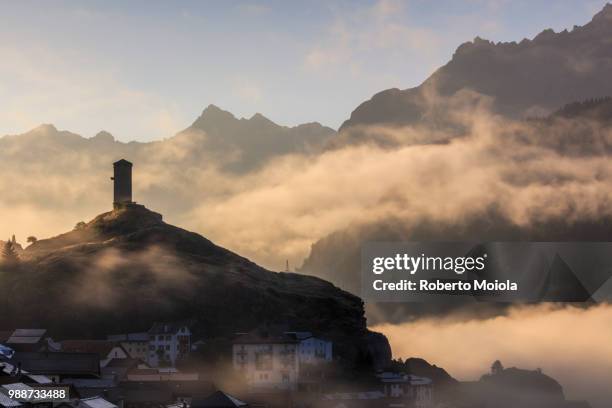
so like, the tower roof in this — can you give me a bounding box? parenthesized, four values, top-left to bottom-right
(113, 159, 133, 167)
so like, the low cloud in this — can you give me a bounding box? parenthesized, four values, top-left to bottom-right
(373, 304, 612, 408)
(70, 246, 197, 309)
(1, 95, 612, 273)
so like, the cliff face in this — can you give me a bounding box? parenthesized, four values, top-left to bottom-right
(0, 204, 387, 366)
(341, 4, 612, 130)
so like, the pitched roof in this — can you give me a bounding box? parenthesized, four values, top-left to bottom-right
(113, 159, 132, 167)
(0, 391, 21, 407)
(4, 352, 100, 377)
(148, 323, 189, 335)
(60, 341, 124, 356)
(79, 396, 118, 408)
(106, 333, 149, 342)
(191, 391, 248, 408)
(10, 330, 45, 338)
(233, 329, 297, 345)
(6, 329, 46, 345)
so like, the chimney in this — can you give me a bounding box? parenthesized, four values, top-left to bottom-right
(112, 159, 133, 209)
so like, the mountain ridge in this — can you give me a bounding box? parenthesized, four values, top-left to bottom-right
(340, 3, 612, 131)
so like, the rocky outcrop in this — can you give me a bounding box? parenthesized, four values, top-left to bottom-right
(0, 204, 389, 367)
(463, 366, 567, 408)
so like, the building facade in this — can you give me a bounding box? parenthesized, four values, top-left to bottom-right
(233, 331, 299, 391)
(289, 332, 332, 365)
(147, 323, 191, 367)
(377, 372, 433, 408)
(107, 333, 149, 362)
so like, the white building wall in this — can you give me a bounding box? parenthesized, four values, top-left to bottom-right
(297, 337, 332, 364)
(233, 343, 299, 390)
(121, 341, 148, 361)
(147, 327, 191, 367)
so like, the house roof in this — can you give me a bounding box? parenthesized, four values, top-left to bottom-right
(1, 384, 32, 392)
(64, 378, 116, 389)
(148, 323, 189, 335)
(191, 391, 248, 408)
(0, 391, 21, 407)
(10, 330, 45, 338)
(377, 372, 433, 385)
(118, 380, 215, 402)
(106, 333, 149, 342)
(113, 159, 132, 167)
(233, 329, 298, 345)
(4, 352, 100, 377)
(25, 374, 53, 384)
(60, 341, 124, 356)
(286, 332, 313, 341)
(5, 329, 46, 345)
(78, 396, 118, 408)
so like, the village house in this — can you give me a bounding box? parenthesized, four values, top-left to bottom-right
(59, 340, 129, 368)
(377, 372, 433, 408)
(1, 351, 101, 383)
(232, 328, 334, 391)
(106, 333, 149, 361)
(147, 323, 191, 367)
(287, 332, 332, 365)
(233, 329, 305, 391)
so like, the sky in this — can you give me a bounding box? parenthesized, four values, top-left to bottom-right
(1, 0, 608, 141)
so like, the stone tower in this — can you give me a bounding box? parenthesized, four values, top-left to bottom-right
(112, 159, 133, 209)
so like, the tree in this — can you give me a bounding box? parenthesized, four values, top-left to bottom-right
(74, 221, 86, 230)
(1, 240, 19, 265)
(27, 236, 37, 244)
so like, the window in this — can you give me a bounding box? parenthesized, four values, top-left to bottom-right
(255, 348, 273, 371)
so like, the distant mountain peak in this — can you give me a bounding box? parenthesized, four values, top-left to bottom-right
(250, 112, 266, 120)
(248, 112, 276, 126)
(202, 103, 228, 114)
(91, 130, 115, 143)
(192, 104, 237, 128)
(33, 123, 58, 133)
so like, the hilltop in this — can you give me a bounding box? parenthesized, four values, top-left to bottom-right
(0, 203, 389, 367)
